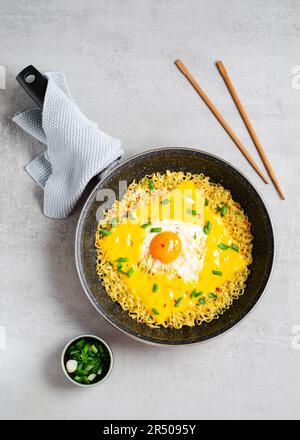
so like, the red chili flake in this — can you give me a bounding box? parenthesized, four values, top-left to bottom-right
(216, 287, 221, 293)
(236, 203, 241, 209)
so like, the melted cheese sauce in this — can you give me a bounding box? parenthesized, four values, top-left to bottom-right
(99, 182, 246, 324)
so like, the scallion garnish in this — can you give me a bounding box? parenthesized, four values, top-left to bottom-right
(217, 204, 228, 217)
(187, 208, 197, 216)
(148, 178, 155, 190)
(128, 211, 137, 221)
(204, 198, 209, 206)
(231, 243, 240, 252)
(161, 199, 170, 205)
(198, 298, 206, 305)
(150, 227, 162, 233)
(126, 267, 135, 277)
(195, 291, 203, 297)
(203, 220, 212, 235)
(175, 297, 183, 307)
(91, 344, 98, 354)
(152, 308, 160, 315)
(212, 269, 223, 276)
(218, 243, 230, 251)
(152, 283, 159, 293)
(115, 257, 129, 263)
(109, 217, 118, 228)
(99, 228, 111, 236)
(190, 289, 197, 298)
(141, 222, 151, 229)
(65, 337, 111, 385)
(208, 292, 217, 299)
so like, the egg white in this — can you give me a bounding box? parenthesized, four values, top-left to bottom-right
(140, 220, 206, 282)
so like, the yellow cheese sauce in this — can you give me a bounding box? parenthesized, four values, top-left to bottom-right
(98, 181, 246, 324)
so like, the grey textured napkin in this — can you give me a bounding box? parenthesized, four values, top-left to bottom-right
(13, 72, 123, 218)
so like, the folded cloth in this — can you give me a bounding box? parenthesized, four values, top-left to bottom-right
(13, 72, 123, 218)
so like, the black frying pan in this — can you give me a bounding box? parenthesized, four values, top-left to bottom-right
(17, 66, 275, 345)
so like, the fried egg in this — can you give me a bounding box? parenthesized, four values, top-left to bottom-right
(97, 179, 247, 324)
(140, 220, 206, 282)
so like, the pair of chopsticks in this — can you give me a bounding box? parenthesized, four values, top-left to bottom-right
(175, 59, 285, 200)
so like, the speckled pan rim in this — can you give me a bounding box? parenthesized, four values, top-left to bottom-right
(75, 147, 275, 346)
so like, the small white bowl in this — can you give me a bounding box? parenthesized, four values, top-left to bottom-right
(61, 334, 114, 388)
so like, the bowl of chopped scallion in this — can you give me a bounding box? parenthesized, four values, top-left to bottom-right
(61, 335, 113, 387)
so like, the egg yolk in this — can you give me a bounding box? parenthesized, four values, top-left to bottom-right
(150, 231, 182, 264)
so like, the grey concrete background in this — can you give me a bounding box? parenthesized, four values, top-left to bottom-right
(0, 0, 299, 420)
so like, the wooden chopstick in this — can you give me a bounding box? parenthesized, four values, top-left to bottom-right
(216, 60, 285, 199)
(175, 59, 269, 184)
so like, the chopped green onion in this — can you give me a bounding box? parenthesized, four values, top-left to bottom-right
(150, 227, 162, 233)
(99, 228, 111, 236)
(161, 199, 170, 205)
(221, 205, 228, 216)
(231, 243, 240, 252)
(193, 232, 197, 240)
(83, 344, 89, 354)
(76, 339, 85, 348)
(212, 269, 223, 276)
(117, 263, 123, 271)
(141, 222, 151, 229)
(175, 297, 183, 307)
(91, 344, 98, 354)
(126, 267, 135, 277)
(208, 292, 217, 299)
(195, 291, 203, 297)
(115, 257, 129, 263)
(203, 220, 212, 235)
(86, 364, 94, 372)
(128, 211, 137, 221)
(218, 243, 230, 251)
(109, 217, 118, 227)
(198, 298, 206, 305)
(148, 178, 155, 190)
(152, 307, 160, 315)
(204, 198, 209, 206)
(190, 289, 197, 298)
(187, 208, 197, 216)
(152, 283, 159, 293)
(69, 350, 80, 356)
(66, 338, 111, 385)
(217, 205, 228, 217)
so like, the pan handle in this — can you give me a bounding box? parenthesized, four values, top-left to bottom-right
(16, 65, 48, 109)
